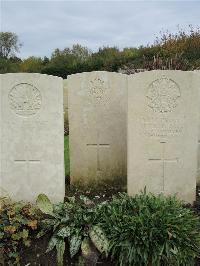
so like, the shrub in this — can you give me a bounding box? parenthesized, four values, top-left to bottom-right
(37, 194, 109, 266)
(0, 196, 40, 265)
(94, 193, 200, 266)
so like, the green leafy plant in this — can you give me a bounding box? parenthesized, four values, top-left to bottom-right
(37, 194, 109, 266)
(0, 196, 39, 265)
(94, 192, 200, 266)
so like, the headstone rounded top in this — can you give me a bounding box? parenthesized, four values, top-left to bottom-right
(8, 83, 42, 117)
(146, 75, 181, 113)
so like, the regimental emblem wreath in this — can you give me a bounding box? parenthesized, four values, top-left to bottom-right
(88, 77, 109, 104)
(9, 83, 42, 116)
(146, 76, 181, 113)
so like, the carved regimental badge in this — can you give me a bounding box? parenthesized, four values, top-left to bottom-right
(88, 77, 109, 104)
(9, 83, 42, 116)
(146, 76, 181, 113)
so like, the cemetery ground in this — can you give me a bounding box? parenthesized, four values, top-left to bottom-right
(1, 137, 200, 266)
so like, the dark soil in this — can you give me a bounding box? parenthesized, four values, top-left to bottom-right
(6, 185, 200, 266)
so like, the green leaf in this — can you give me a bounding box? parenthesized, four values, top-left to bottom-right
(69, 234, 82, 258)
(56, 239, 65, 266)
(42, 218, 57, 230)
(21, 229, 29, 239)
(37, 230, 48, 238)
(80, 195, 94, 206)
(57, 227, 71, 238)
(23, 239, 31, 247)
(89, 226, 109, 256)
(36, 194, 54, 216)
(81, 237, 100, 265)
(81, 237, 91, 257)
(46, 235, 58, 253)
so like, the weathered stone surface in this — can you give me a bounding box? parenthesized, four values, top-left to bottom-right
(68, 71, 127, 187)
(0, 73, 65, 203)
(128, 70, 198, 203)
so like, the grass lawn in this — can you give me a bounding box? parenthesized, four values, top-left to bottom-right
(64, 135, 70, 176)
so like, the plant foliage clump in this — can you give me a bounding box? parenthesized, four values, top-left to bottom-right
(0, 197, 39, 265)
(94, 193, 200, 266)
(37, 194, 109, 266)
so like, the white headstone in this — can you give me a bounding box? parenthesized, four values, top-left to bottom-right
(194, 70, 200, 185)
(128, 71, 198, 203)
(68, 71, 127, 187)
(0, 73, 65, 203)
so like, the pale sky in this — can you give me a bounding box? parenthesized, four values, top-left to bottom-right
(1, 0, 200, 58)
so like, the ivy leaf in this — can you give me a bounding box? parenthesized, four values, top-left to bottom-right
(21, 229, 29, 239)
(89, 226, 109, 256)
(36, 194, 54, 216)
(23, 239, 31, 247)
(27, 220, 38, 230)
(4, 225, 16, 234)
(11, 232, 22, 241)
(69, 234, 82, 258)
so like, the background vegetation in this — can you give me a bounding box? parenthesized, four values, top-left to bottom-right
(64, 136, 70, 177)
(0, 25, 200, 77)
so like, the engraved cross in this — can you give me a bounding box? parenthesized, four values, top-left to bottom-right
(14, 160, 41, 178)
(87, 133, 110, 172)
(148, 141, 178, 191)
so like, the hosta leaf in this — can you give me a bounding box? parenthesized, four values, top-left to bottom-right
(57, 227, 71, 238)
(56, 239, 65, 266)
(81, 237, 91, 257)
(81, 237, 99, 265)
(89, 226, 109, 256)
(69, 234, 82, 258)
(46, 235, 59, 253)
(42, 218, 57, 230)
(36, 194, 54, 216)
(80, 195, 94, 206)
(60, 214, 69, 223)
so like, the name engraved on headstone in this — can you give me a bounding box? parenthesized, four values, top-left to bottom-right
(9, 83, 42, 117)
(141, 116, 184, 137)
